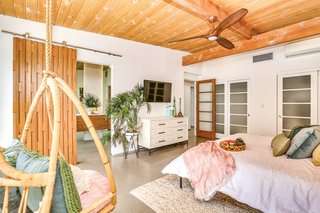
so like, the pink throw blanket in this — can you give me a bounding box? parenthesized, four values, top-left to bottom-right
(182, 141, 236, 201)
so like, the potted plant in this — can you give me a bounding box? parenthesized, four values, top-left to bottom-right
(83, 93, 101, 114)
(104, 84, 151, 158)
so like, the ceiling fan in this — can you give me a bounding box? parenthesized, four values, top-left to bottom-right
(169, 8, 248, 50)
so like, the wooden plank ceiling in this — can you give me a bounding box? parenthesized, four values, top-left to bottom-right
(1, 0, 320, 62)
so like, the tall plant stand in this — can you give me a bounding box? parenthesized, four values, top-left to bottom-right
(125, 132, 139, 158)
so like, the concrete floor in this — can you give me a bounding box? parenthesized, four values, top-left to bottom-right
(77, 129, 207, 213)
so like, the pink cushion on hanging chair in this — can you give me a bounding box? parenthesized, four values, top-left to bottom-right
(80, 170, 111, 213)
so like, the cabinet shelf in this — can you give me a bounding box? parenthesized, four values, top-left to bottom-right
(282, 116, 310, 119)
(230, 124, 247, 127)
(282, 88, 310, 92)
(282, 102, 311, 105)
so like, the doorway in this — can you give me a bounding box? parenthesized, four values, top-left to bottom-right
(190, 86, 195, 128)
(75, 62, 112, 139)
(184, 81, 195, 130)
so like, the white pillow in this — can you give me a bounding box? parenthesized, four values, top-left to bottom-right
(70, 165, 91, 195)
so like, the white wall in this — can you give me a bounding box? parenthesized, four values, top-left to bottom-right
(0, 33, 13, 147)
(200, 41, 320, 136)
(0, 15, 191, 155)
(183, 63, 202, 81)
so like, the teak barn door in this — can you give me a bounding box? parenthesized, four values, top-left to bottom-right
(13, 38, 77, 164)
(196, 79, 216, 139)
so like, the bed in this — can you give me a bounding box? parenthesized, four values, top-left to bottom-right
(162, 133, 320, 213)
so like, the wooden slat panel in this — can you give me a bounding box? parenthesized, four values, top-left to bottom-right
(2, 0, 320, 53)
(13, 38, 18, 137)
(78, 0, 108, 30)
(26, 0, 38, 20)
(37, 41, 44, 155)
(13, 38, 77, 164)
(69, 0, 98, 29)
(13, 0, 26, 19)
(63, 0, 85, 27)
(1, 0, 16, 16)
(0, 1, 4, 14)
(25, 40, 32, 149)
(55, 0, 72, 25)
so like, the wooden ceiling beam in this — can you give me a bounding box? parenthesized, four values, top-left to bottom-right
(168, 0, 254, 39)
(182, 17, 320, 66)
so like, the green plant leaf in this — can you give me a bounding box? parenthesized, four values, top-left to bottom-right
(105, 83, 151, 151)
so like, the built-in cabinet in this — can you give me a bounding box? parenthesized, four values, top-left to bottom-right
(277, 72, 318, 134)
(228, 81, 249, 135)
(216, 84, 226, 138)
(215, 80, 249, 138)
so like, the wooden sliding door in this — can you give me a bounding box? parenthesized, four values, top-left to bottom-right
(196, 79, 216, 139)
(13, 38, 77, 164)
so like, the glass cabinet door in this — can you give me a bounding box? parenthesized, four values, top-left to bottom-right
(278, 73, 317, 135)
(228, 81, 248, 135)
(216, 84, 226, 138)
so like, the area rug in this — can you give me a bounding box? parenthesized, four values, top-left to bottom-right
(130, 175, 261, 213)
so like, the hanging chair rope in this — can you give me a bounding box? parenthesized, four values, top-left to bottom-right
(45, 0, 53, 74)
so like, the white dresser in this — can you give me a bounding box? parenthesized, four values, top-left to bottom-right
(139, 117, 188, 155)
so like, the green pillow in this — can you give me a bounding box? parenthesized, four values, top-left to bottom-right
(287, 125, 315, 140)
(3, 139, 24, 167)
(286, 127, 320, 159)
(16, 150, 68, 212)
(15, 150, 82, 213)
(271, 133, 291, 156)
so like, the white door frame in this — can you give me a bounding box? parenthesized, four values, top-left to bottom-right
(215, 78, 250, 137)
(215, 82, 227, 138)
(227, 79, 250, 135)
(277, 71, 318, 134)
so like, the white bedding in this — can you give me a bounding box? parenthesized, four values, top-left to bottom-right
(162, 133, 320, 213)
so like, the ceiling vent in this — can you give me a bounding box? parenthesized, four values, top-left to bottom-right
(252, 53, 273, 63)
(285, 37, 320, 57)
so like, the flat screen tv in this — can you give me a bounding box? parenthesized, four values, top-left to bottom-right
(144, 80, 172, 102)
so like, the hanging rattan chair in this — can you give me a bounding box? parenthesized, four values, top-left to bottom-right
(0, 0, 116, 212)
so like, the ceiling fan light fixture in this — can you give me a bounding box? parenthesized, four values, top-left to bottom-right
(208, 36, 218, 41)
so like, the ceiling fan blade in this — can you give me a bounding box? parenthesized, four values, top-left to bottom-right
(215, 8, 248, 35)
(216, 36, 235, 49)
(169, 34, 208, 43)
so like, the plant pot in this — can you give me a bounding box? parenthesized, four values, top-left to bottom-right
(90, 108, 95, 114)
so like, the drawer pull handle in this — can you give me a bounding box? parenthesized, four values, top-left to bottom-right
(177, 136, 183, 139)
(177, 121, 183, 124)
(177, 129, 183, 131)
(159, 140, 166, 143)
(158, 123, 166, 126)
(158, 132, 166, 134)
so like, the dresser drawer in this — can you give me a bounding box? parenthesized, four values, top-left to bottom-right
(150, 128, 171, 138)
(150, 137, 172, 148)
(172, 126, 187, 134)
(173, 134, 188, 142)
(171, 119, 187, 127)
(150, 120, 172, 129)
